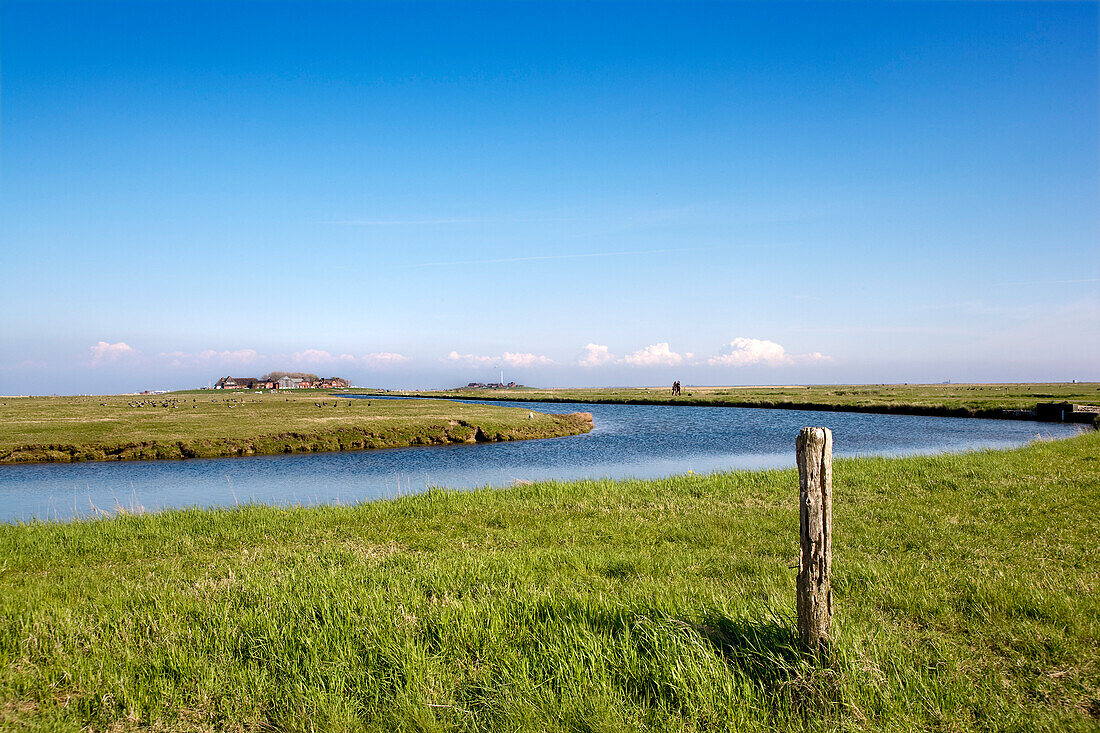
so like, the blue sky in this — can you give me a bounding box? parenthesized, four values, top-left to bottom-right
(2, 0, 1097, 394)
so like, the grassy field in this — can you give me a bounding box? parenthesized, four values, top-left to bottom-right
(402, 383, 1100, 420)
(0, 432, 1096, 731)
(0, 391, 592, 463)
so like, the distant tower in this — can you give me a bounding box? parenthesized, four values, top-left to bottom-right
(500, 368, 504, 385)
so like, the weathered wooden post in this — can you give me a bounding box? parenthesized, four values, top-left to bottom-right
(796, 427, 833, 651)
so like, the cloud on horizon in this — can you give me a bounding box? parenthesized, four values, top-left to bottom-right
(288, 349, 412, 369)
(623, 342, 684, 367)
(361, 352, 410, 367)
(572, 338, 830, 369)
(159, 348, 261, 367)
(706, 338, 793, 367)
(578, 343, 614, 367)
(90, 341, 137, 366)
(706, 338, 831, 367)
(445, 350, 556, 368)
(90, 337, 830, 381)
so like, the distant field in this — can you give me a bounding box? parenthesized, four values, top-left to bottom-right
(402, 382, 1100, 419)
(0, 391, 592, 463)
(1, 431, 1096, 731)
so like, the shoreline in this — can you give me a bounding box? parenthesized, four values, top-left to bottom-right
(1, 432, 1096, 729)
(0, 398, 594, 465)
(398, 390, 1100, 425)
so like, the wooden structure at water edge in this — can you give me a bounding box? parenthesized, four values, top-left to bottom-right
(797, 427, 833, 652)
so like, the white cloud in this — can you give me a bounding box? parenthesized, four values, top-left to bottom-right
(707, 338, 792, 366)
(207, 348, 259, 364)
(503, 351, 555, 367)
(160, 348, 260, 367)
(705, 337, 830, 367)
(445, 350, 555, 368)
(578, 343, 615, 367)
(90, 341, 136, 366)
(624, 342, 683, 367)
(292, 349, 335, 365)
(292, 349, 409, 368)
(446, 351, 494, 367)
(361, 352, 409, 368)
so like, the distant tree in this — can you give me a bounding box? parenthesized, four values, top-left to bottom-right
(261, 372, 321, 382)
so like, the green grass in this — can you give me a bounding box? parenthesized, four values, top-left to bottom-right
(402, 382, 1100, 418)
(0, 392, 592, 463)
(1, 432, 1097, 731)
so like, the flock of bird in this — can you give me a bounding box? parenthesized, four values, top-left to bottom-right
(125, 398, 189, 409)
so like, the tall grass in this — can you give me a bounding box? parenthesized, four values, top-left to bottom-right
(1, 433, 1097, 730)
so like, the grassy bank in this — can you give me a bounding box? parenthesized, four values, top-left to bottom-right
(1, 433, 1097, 731)
(0, 393, 592, 464)
(402, 382, 1100, 421)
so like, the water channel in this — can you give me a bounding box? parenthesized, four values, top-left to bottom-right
(0, 398, 1082, 522)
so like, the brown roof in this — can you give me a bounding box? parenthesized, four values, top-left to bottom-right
(216, 376, 260, 386)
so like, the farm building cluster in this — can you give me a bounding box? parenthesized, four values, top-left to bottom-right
(213, 376, 350, 390)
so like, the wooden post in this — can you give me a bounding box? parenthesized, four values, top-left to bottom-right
(796, 427, 833, 651)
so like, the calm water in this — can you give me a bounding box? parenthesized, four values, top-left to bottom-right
(0, 398, 1081, 523)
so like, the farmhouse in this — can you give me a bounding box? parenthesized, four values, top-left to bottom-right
(211, 374, 349, 390)
(214, 376, 260, 390)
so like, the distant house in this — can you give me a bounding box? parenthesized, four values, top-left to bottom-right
(318, 377, 350, 389)
(276, 376, 300, 390)
(215, 376, 259, 390)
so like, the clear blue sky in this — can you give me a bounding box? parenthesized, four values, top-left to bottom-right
(2, 1, 1097, 393)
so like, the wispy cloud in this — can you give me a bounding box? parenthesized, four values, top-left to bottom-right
(361, 352, 409, 368)
(156, 347, 409, 370)
(323, 218, 491, 226)
(292, 349, 346, 365)
(159, 348, 260, 367)
(414, 246, 709, 269)
(992, 277, 1100, 287)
